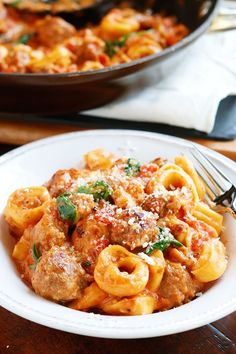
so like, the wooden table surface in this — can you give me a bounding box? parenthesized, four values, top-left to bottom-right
(0, 118, 236, 160)
(0, 119, 235, 354)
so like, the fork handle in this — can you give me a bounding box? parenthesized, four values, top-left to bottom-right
(214, 185, 236, 213)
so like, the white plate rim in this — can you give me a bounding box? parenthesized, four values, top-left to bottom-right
(0, 129, 235, 339)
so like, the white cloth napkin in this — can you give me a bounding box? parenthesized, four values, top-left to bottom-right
(83, 31, 236, 133)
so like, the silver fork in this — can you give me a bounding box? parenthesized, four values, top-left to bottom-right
(189, 146, 236, 218)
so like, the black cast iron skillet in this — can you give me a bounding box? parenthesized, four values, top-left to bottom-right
(0, 0, 219, 114)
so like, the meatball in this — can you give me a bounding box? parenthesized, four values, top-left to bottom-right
(31, 199, 68, 253)
(71, 29, 106, 66)
(45, 168, 89, 198)
(72, 203, 113, 272)
(35, 16, 76, 47)
(68, 193, 95, 219)
(158, 261, 202, 310)
(142, 193, 170, 218)
(110, 207, 158, 250)
(142, 188, 193, 218)
(107, 170, 145, 208)
(32, 245, 86, 302)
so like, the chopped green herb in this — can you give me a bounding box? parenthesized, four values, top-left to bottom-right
(57, 194, 78, 223)
(29, 264, 36, 270)
(145, 227, 183, 255)
(32, 243, 41, 263)
(136, 29, 154, 36)
(113, 34, 129, 47)
(77, 185, 93, 195)
(82, 261, 91, 267)
(92, 180, 113, 201)
(17, 33, 33, 45)
(105, 40, 117, 58)
(125, 158, 141, 176)
(78, 180, 112, 202)
(105, 34, 129, 58)
(8, 0, 21, 8)
(30, 244, 41, 270)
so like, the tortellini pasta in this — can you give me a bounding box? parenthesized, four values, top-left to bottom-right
(191, 239, 227, 282)
(4, 186, 50, 237)
(100, 293, 156, 316)
(94, 245, 149, 297)
(70, 282, 107, 310)
(175, 156, 205, 200)
(157, 167, 199, 202)
(4, 150, 228, 316)
(146, 250, 165, 292)
(193, 202, 223, 235)
(101, 9, 140, 38)
(0, 4, 188, 74)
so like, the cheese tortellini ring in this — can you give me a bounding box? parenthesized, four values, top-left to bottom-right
(30, 46, 72, 72)
(12, 225, 32, 261)
(4, 186, 50, 237)
(193, 202, 223, 235)
(101, 9, 140, 37)
(175, 156, 205, 200)
(80, 60, 104, 72)
(70, 282, 107, 310)
(126, 39, 161, 60)
(146, 250, 165, 292)
(158, 216, 191, 246)
(84, 148, 116, 170)
(159, 163, 183, 172)
(94, 245, 149, 297)
(158, 169, 199, 202)
(101, 294, 155, 316)
(12, 235, 30, 261)
(191, 239, 227, 282)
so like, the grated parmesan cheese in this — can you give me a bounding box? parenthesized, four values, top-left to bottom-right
(138, 252, 155, 266)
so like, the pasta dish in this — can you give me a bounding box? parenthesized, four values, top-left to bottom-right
(4, 149, 227, 316)
(0, 2, 188, 73)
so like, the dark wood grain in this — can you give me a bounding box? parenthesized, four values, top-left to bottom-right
(0, 307, 235, 354)
(0, 119, 235, 159)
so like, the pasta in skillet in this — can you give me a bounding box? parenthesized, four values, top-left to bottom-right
(4, 149, 228, 315)
(0, 2, 188, 73)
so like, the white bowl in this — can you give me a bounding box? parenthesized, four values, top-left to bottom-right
(0, 130, 235, 339)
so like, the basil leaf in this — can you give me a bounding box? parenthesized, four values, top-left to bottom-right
(77, 185, 93, 195)
(92, 180, 112, 201)
(57, 194, 78, 223)
(8, 0, 21, 8)
(17, 33, 32, 45)
(105, 40, 117, 58)
(78, 180, 112, 202)
(145, 227, 183, 255)
(29, 264, 36, 270)
(30, 244, 41, 269)
(113, 34, 129, 48)
(125, 158, 141, 176)
(105, 34, 129, 58)
(82, 261, 91, 267)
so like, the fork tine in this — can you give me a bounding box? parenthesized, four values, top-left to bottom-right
(190, 147, 232, 192)
(190, 151, 223, 196)
(191, 161, 218, 201)
(205, 191, 216, 206)
(193, 146, 233, 184)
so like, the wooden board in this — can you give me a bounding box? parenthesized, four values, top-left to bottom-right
(0, 119, 235, 160)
